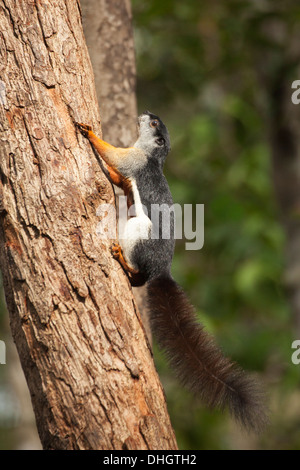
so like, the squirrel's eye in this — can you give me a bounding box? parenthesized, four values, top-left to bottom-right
(156, 137, 165, 146)
(150, 119, 159, 128)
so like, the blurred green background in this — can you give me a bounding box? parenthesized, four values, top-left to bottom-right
(1, 0, 300, 450)
(131, 0, 300, 449)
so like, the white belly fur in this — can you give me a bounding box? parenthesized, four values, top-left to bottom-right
(119, 179, 152, 269)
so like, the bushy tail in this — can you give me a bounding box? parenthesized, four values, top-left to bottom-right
(147, 275, 268, 432)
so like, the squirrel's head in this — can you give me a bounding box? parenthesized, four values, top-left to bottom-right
(134, 111, 171, 164)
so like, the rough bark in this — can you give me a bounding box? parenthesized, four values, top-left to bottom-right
(0, 0, 177, 450)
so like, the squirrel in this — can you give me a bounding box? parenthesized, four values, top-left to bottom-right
(76, 111, 267, 432)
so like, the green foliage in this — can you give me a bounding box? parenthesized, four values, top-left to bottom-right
(132, 0, 300, 449)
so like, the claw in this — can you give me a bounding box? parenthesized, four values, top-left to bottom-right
(76, 122, 92, 137)
(110, 242, 122, 260)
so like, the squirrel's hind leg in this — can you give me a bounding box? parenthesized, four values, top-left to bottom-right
(110, 243, 145, 287)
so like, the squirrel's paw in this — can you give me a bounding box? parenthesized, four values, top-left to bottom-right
(76, 122, 92, 137)
(110, 242, 122, 260)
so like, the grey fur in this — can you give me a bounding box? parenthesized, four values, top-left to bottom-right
(134, 111, 171, 167)
(129, 111, 175, 280)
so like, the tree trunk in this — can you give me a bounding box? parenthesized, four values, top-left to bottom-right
(255, 20, 300, 335)
(0, 0, 177, 450)
(269, 66, 300, 335)
(81, 0, 138, 147)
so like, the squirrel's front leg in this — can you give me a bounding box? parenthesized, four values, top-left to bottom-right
(76, 122, 116, 161)
(76, 122, 126, 188)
